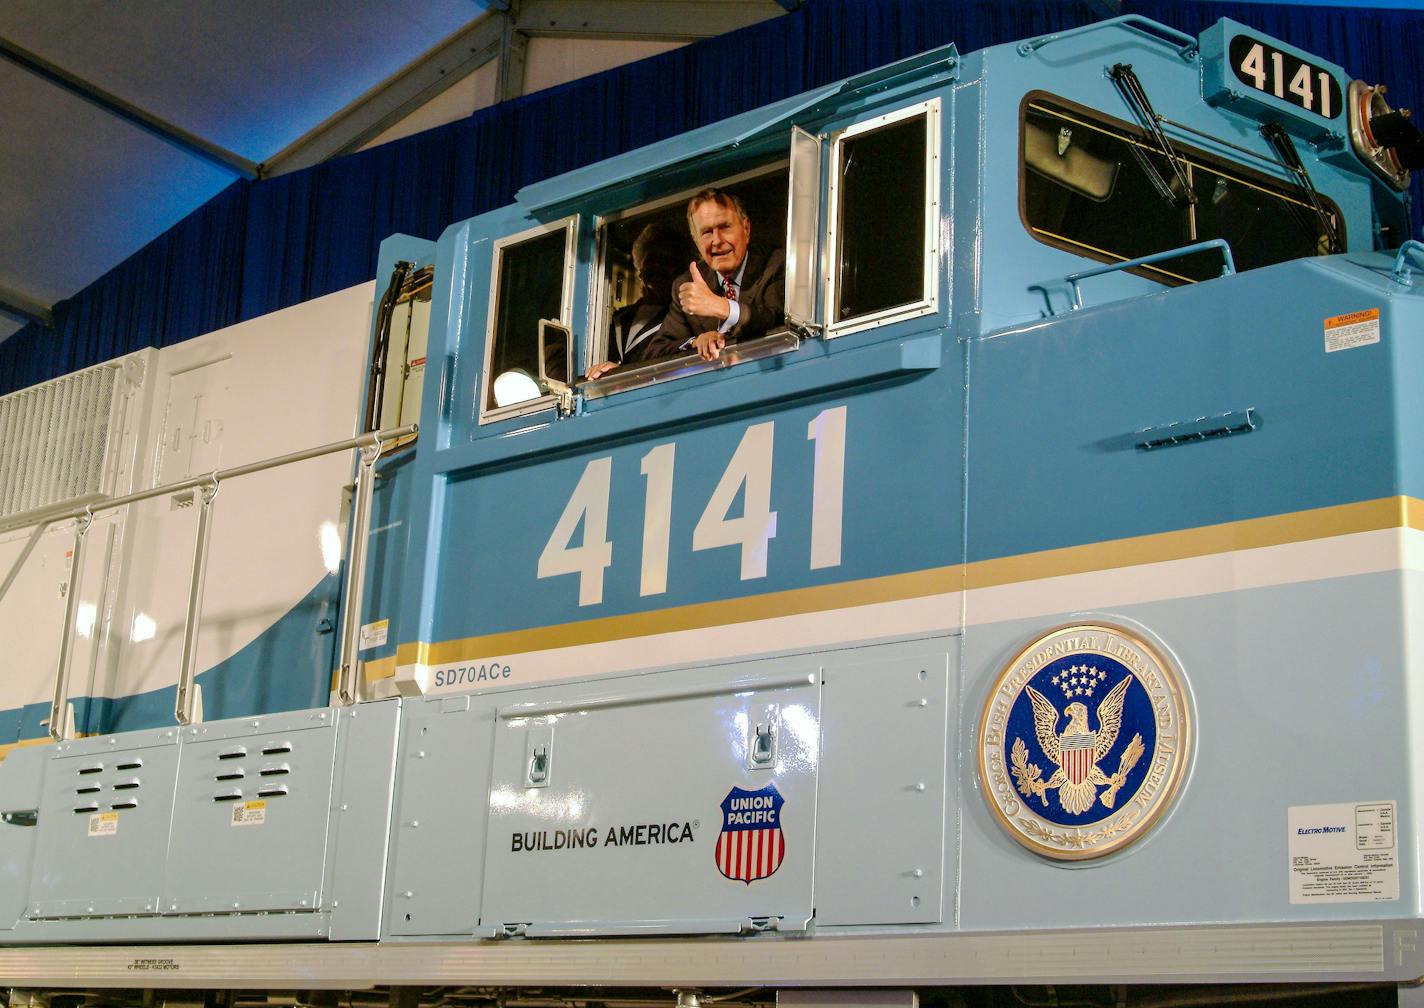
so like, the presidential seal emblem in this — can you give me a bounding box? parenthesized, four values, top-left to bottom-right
(979, 624, 1190, 860)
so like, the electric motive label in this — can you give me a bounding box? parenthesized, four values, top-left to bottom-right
(1289, 800, 1398, 903)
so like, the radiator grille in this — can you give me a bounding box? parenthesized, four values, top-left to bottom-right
(0, 366, 120, 522)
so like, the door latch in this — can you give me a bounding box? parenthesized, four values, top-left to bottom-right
(747, 705, 779, 768)
(524, 725, 553, 788)
(528, 745, 549, 785)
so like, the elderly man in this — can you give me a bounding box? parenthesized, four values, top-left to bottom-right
(647, 188, 785, 362)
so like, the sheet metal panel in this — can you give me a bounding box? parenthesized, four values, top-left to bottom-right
(28, 727, 180, 918)
(479, 666, 819, 934)
(162, 709, 336, 914)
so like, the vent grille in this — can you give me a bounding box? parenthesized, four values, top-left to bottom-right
(0, 364, 121, 522)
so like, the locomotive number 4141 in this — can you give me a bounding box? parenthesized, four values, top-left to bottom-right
(538, 406, 848, 606)
(1229, 34, 1341, 120)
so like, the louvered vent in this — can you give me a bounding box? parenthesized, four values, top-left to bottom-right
(0, 364, 121, 522)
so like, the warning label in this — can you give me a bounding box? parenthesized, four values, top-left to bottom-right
(359, 618, 389, 650)
(231, 800, 267, 827)
(88, 811, 118, 837)
(1289, 801, 1398, 904)
(1324, 308, 1380, 353)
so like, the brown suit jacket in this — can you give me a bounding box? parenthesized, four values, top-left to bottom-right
(645, 247, 785, 359)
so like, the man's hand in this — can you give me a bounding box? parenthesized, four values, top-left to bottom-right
(585, 360, 620, 380)
(693, 331, 725, 361)
(677, 263, 731, 321)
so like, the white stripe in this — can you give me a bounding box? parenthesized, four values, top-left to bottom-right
(401, 528, 1420, 696)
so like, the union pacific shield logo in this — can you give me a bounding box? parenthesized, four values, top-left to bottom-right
(978, 624, 1191, 860)
(716, 783, 785, 883)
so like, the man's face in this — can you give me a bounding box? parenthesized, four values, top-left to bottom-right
(635, 246, 679, 305)
(690, 200, 751, 276)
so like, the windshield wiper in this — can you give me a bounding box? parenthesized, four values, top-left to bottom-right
(1110, 63, 1196, 210)
(1260, 122, 1342, 254)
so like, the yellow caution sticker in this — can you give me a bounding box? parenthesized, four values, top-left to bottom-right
(359, 618, 390, 650)
(88, 811, 118, 837)
(231, 800, 267, 827)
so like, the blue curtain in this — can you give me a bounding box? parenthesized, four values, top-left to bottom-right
(3, 0, 1419, 395)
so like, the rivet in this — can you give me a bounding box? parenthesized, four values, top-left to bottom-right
(914, 782, 926, 792)
(911, 868, 924, 879)
(339, 803, 349, 812)
(916, 698, 928, 707)
(232, 902, 240, 909)
(402, 891, 414, 899)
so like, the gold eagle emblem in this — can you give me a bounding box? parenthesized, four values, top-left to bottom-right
(1010, 671, 1145, 814)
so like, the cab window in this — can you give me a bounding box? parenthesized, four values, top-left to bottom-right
(590, 168, 788, 377)
(828, 99, 941, 335)
(1022, 95, 1341, 283)
(482, 217, 576, 420)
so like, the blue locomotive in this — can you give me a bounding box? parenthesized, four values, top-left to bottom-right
(2, 13, 1424, 1005)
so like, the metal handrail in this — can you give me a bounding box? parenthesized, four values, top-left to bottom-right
(1018, 15, 1198, 59)
(38, 423, 417, 740)
(1059, 238, 1237, 311)
(1392, 240, 1424, 286)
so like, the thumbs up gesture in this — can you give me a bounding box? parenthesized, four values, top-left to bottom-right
(677, 262, 731, 321)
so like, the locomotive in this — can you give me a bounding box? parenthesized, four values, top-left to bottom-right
(2, 12, 1424, 1006)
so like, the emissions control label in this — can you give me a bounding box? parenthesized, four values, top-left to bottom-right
(88, 811, 118, 837)
(1289, 801, 1397, 903)
(360, 618, 389, 650)
(1324, 308, 1380, 353)
(231, 800, 267, 827)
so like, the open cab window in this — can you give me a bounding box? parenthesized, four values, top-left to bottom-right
(826, 98, 942, 337)
(1021, 94, 1342, 283)
(583, 167, 791, 396)
(480, 216, 578, 424)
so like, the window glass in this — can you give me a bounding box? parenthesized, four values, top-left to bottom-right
(486, 228, 567, 412)
(1024, 105, 1190, 277)
(835, 113, 928, 322)
(1022, 98, 1340, 284)
(1191, 168, 1331, 270)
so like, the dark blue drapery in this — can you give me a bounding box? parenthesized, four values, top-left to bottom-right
(3, 0, 1420, 395)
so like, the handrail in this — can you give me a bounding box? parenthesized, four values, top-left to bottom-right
(1058, 239, 1237, 312)
(1018, 15, 1198, 59)
(43, 423, 417, 740)
(1392, 240, 1424, 286)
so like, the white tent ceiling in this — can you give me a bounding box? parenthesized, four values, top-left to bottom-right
(0, 0, 791, 343)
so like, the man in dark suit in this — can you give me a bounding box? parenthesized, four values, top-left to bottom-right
(586, 222, 687, 380)
(647, 188, 785, 362)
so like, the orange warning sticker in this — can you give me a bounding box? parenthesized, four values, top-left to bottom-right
(1324, 308, 1380, 353)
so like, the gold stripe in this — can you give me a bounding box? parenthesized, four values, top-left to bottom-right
(398, 496, 1420, 667)
(364, 656, 397, 682)
(0, 734, 90, 761)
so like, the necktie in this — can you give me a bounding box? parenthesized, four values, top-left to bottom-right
(723, 278, 737, 301)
